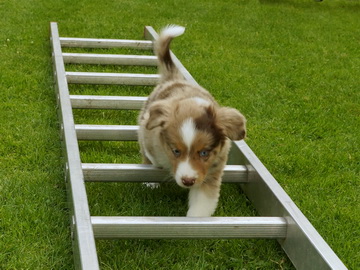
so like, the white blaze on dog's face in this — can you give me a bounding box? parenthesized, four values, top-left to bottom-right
(175, 118, 200, 187)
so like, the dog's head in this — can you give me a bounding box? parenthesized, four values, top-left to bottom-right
(146, 98, 246, 188)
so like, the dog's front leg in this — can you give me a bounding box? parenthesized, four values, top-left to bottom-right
(187, 184, 220, 217)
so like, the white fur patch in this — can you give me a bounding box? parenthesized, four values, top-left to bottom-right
(144, 148, 156, 165)
(192, 97, 210, 106)
(187, 187, 219, 217)
(180, 118, 196, 149)
(143, 182, 160, 189)
(161, 25, 185, 38)
(175, 159, 198, 187)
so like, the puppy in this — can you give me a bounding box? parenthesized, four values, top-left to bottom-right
(138, 25, 246, 217)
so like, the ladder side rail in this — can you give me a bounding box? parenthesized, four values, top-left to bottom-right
(234, 140, 347, 270)
(50, 22, 100, 270)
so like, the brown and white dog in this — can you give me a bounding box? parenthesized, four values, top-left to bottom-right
(138, 25, 246, 217)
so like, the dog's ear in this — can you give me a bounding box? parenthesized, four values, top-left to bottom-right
(216, 107, 246, 141)
(146, 101, 170, 130)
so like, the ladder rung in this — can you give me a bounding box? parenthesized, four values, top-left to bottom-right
(66, 72, 160, 85)
(63, 53, 158, 66)
(70, 95, 147, 110)
(60, 37, 153, 49)
(82, 163, 249, 183)
(91, 216, 287, 239)
(76, 124, 137, 141)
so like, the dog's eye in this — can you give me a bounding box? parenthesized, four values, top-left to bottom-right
(172, 149, 181, 157)
(199, 150, 209, 158)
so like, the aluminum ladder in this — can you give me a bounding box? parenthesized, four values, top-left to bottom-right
(50, 22, 347, 270)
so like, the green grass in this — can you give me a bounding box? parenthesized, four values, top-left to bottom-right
(1, 0, 359, 269)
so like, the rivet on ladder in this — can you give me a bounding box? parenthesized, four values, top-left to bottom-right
(71, 215, 76, 240)
(64, 162, 69, 183)
(56, 93, 60, 110)
(60, 123, 64, 141)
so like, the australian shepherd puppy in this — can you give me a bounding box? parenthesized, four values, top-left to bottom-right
(138, 25, 246, 217)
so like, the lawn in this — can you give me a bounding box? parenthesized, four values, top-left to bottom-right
(1, 0, 359, 269)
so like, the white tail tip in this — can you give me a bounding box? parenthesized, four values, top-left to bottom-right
(160, 24, 185, 38)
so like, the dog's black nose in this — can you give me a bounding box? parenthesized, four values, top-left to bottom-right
(181, 177, 196, 187)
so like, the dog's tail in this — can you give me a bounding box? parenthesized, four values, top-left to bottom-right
(155, 25, 185, 82)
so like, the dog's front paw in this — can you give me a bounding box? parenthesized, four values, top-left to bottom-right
(186, 208, 212, 217)
(187, 187, 219, 217)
